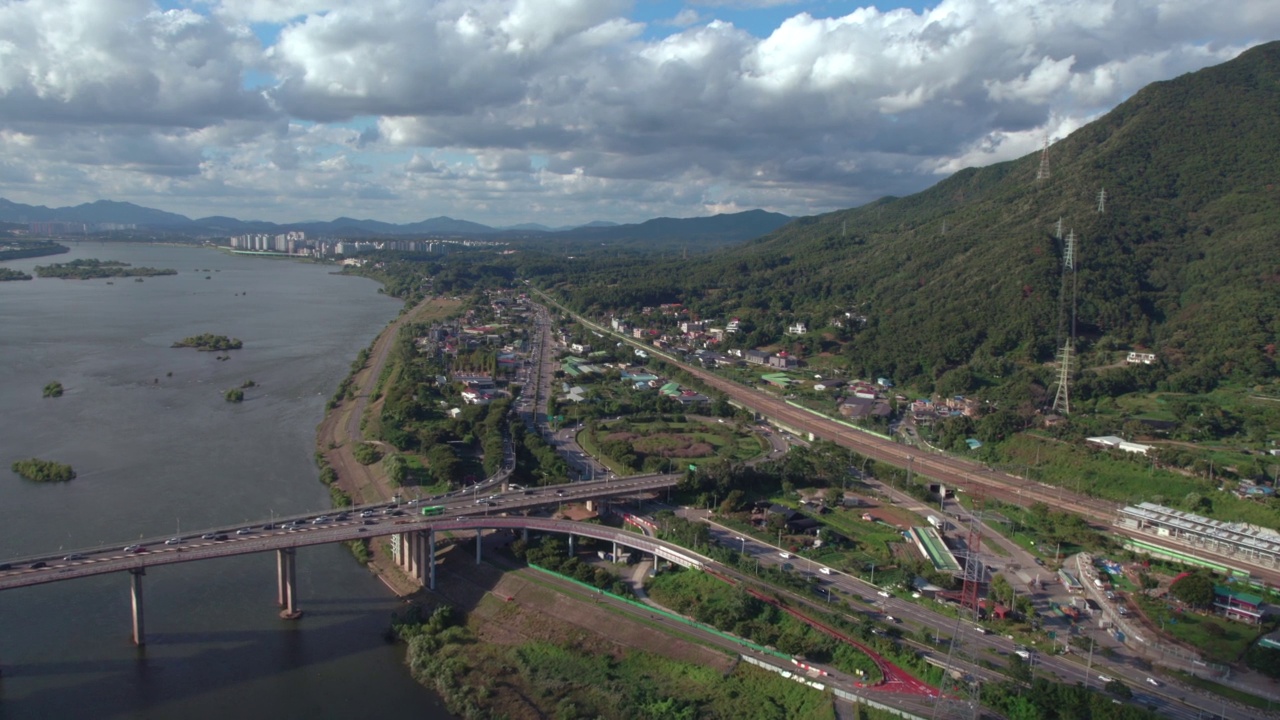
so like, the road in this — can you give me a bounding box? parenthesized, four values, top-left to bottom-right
(682, 512, 1255, 720)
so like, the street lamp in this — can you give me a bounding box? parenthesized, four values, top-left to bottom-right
(736, 536, 746, 554)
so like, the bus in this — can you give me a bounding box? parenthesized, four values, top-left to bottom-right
(420, 505, 446, 517)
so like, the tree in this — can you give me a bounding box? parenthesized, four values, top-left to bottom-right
(1169, 572, 1216, 609)
(989, 573, 1015, 610)
(1104, 679, 1132, 698)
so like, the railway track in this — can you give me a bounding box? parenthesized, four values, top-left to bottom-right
(535, 291, 1280, 587)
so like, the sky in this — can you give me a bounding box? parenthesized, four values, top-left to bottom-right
(0, 1, 1276, 227)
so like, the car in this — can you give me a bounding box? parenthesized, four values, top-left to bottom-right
(556, 491, 565, 497)
(235, 528, 254, 535)
(886, 615, 899, 623)
(311, 517, 328, 524)
(974, 625, 989, 635)
(818, 567, 832, 575)
(1014, 649, 1031, 660)
(261, 523, 275, 530)
(1098, 675, 1114, 683)
(1145, 677, 1160, 687)
(877, 590, 891, 598)
(357, 527, 368, 533)
(124, 544, 142, 553)
(911, 592, 922, 599)
(359, 510, 373, 518)
(164, 537, 183, 545)
(779, 552, 791, 559)
(201, 533, 217, 540)
(0, 563, 12, 571)
(29, 561, 48, 569)
(362, 519, 376, 525)
(63, 554, 85, 561)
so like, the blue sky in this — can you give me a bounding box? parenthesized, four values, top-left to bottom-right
(0, 1, 1275, 226)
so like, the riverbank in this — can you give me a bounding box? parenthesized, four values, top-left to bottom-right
(314, 294, 462, 595)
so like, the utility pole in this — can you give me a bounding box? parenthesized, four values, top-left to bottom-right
(1097, 188, 1107, 214)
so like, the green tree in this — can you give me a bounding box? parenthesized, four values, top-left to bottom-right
(1169, 572, 1216, 609)
(353, 442, 383, 465)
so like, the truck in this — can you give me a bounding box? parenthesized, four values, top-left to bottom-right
(927, 515, 944, 530)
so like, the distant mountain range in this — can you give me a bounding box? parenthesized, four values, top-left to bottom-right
(0, 197, 787, 247)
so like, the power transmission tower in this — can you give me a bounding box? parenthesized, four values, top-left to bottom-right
(1052, 231, 1078, 414)
(1052, 342, 1072, 415)
(933, 497, 986, 720)
(1036, 136, 1051, 181)
(1097, 188, 1107, 213)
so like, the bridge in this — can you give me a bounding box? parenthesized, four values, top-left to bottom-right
(0, 474, 682, 645)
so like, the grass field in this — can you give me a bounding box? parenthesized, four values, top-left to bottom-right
(1136, 595, 1263, 665)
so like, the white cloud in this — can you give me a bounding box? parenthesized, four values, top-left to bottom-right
(0, 0, 1278, 226)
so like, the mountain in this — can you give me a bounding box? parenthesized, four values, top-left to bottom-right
(0, 198, 191, 226)
(558, 42, 1280, 401)
(0, 197, 781, 247)
(551, 209, 792, 250)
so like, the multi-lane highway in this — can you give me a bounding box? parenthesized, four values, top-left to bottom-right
(0, 473, 678, 591)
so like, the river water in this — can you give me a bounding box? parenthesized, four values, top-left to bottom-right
(0, 244, 449, 719)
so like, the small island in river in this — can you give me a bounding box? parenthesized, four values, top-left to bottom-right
(0, 267, 33, 281)
(172, 333, 243, 351)
(34, 258, 178, 279)
(12, 458, 77, 482)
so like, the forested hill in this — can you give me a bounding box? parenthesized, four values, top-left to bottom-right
(548, 41, 1280, 400)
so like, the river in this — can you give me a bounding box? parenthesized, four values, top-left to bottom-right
(0, 243, 450, 719)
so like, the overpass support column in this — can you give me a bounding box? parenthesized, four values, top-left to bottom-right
(613, 542, 618, 562)
(279, 547, 300, 619)
(428, 529, 437, 591)
(129, 568, 146, 646)
(568, 534, 575, 557)
(476, 529, 483, 565)
(522, 528, 528, 543)
(406, 532, 418, 579)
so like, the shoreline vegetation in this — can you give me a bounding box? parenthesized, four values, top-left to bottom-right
(43, 381, 63, 398)
(12, 458, 76, 482)
(0, 242, 68, 262)
(172, 333, 243, 351)
(0, 267, 33, 281)
(34, 258, 178, 279)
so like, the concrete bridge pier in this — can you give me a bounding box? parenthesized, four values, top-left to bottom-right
(129, 568, 146, 646)
(522, 528, 528, 543)
(411, 531, 427, 583)
(405, 532, 419, 579)
(428, 529, 437, 591)
(277, 547, 300, 619)
(394, 533, 408, 572)
(475, 529, 483, 564)
(568, 534, 575, 557)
